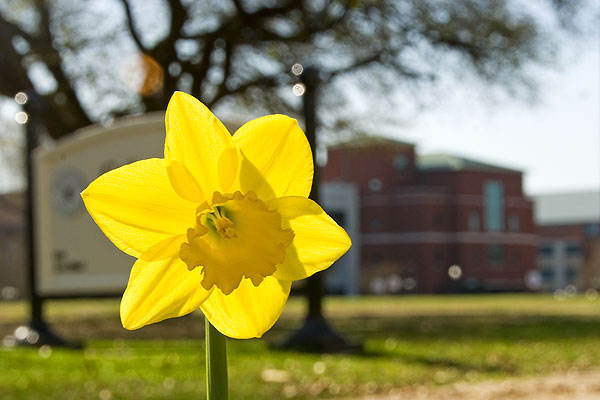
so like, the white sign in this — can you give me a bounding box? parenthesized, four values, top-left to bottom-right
(34, 113, 166, 296)
(33, 114, 356, 297)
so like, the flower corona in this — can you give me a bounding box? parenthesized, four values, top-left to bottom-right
(179, 190, 295, 295)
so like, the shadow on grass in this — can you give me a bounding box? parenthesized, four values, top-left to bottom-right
(322, 314, 600, 342)
(395, 352, 517, 374)
(4, 307, 600, 346)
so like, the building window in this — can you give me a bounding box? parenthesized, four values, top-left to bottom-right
(566, 244, 582, 256)
(538, 244, 553, 257)
(584, 223, 600, 237)
(483, 181, 504, 232)
(468, 212, 480, 231)
(393, 154, 408, 171)
(541, 268, 554, 281)
(368, 177, 383, 192)
(508, 215, 520, 232)
(487, 244, 504, 267)
(566, 268, 578, 282)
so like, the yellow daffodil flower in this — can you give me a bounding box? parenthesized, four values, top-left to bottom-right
(81, 92, 351, 339)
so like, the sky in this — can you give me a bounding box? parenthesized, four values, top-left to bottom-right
(396, 37, 599, 196)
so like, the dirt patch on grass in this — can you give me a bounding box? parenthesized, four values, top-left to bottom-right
(345, 370, 600, 400)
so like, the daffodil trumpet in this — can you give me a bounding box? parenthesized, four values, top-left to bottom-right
(82, 91, 351, 399)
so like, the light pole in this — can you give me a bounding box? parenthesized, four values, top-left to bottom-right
(282, 65, 360, 353)
(4, 91, 78, 348)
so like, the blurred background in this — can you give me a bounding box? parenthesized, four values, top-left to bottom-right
(0, 0, 599, 399)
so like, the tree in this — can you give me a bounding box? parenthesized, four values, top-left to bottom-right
(0, 0, 590, 139)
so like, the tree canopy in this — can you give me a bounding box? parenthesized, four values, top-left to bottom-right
(0, 0, 589, 139)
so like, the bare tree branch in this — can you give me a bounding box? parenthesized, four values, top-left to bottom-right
(5, 0, 92, 137)
(231, 0, 247, 16)
(119, 0, 145, 51)
(0, 16, 34, 94)
(209, 40, 236, 105)
(210, 74, 282, 108)
(0, 0, 587, 138)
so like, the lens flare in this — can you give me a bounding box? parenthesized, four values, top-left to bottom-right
(121, 53, 164, 96)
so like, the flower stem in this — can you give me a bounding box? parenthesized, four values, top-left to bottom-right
(205, 317, 229, 400)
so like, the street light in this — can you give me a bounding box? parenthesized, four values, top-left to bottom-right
(281, 65, 360, 353)
(3, 91, 78, 348)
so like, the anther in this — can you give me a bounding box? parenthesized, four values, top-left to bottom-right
(215, 217, 237, 238)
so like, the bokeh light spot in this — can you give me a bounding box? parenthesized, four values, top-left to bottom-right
(99, 388, 112, 400)
(585, 288, 598, 300)
(121, 53, 164, 96)
(448, 265, 462, 280)
(313, 361, 326, 374)
(15, 111, 28, 124)
(14, 92, 28, 105)
(14, 326, 29, 340)
(291, 63, 304, 76)
(403, 277, 416, 290)
(292, 83, 306, 96)
(38, 344, 52, 358)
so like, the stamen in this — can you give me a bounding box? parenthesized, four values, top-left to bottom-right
(179, 190, 294, 294)
(215, 216, 237, 238)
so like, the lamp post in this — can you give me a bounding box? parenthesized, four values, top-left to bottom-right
(23, 91, 43, 331)
(4, 91, 77, 348)
(282, 66, 360, 352)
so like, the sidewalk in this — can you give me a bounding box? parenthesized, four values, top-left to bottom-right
(343, 370, 600, 400)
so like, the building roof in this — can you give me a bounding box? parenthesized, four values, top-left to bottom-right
(328, 134, 414, 150)
(417, 153, 521, 173)
(533, 191, 600, 225)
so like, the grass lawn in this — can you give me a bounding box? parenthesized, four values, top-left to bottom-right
(1, 294, 600, 399)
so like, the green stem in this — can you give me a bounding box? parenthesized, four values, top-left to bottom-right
(205, 318, 229, 400)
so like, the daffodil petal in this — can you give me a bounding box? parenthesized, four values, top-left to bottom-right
(81, 158, 196, 259)
(166, 159, 204, 203)
(200, 276, 291, 339)
(140, 234, 187, 261)
(233, 115, 313, 200)
(121, 256, 211, 329)
(268, 196, 351, 281)
(165, 91, 238, 194)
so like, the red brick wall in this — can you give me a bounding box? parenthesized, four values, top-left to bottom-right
(421, 170, 524, 197)
(324, 144, 417, 194)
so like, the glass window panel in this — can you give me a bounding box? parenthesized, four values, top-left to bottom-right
(483, 181, 504, 232)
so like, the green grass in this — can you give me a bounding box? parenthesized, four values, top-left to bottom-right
(1, 294, 600, 399)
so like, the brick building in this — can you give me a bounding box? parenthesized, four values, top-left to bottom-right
(322, 136, 537, 294)
(534, 191, 600, 292)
